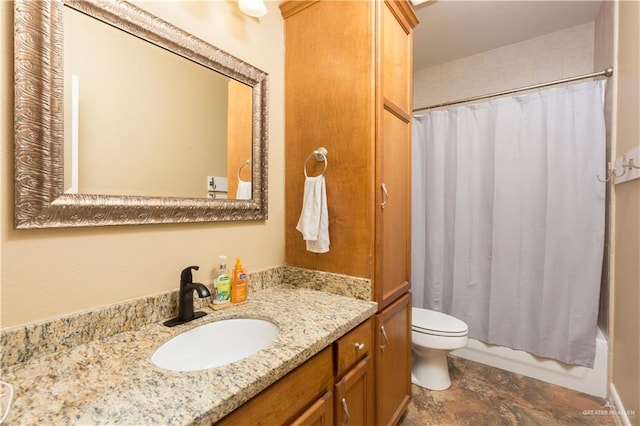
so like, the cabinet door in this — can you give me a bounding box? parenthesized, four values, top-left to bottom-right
(374, 0, 415, 310)
(334, 356, 374, 426)
(381, 0, 414, 112)
(374, 293, 412, 426)
(291, 392, 333, 426)
(376, 106, 411, 309)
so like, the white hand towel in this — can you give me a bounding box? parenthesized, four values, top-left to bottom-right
(296, 175, 330, 253)
(236, 180, 252, 200)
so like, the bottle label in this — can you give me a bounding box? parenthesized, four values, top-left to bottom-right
(215, 274, 231, 303)
(232, 272, 248, 304)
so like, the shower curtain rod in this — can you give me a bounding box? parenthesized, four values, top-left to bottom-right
(412, 67, 613, 113)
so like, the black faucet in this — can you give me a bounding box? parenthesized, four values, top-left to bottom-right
(163, 266, 211, 327)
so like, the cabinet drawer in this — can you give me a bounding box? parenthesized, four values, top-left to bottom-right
(218, 347, 333, 425)
(334, 318, 372, 378)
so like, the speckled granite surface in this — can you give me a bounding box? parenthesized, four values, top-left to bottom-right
(1, 286, 376, 425)
(1, 266, 368, 369)
(282, 266, 371, 300)
(1, 267, 286, 368)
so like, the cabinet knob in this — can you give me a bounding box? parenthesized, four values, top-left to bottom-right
(354, 342, 365, 351)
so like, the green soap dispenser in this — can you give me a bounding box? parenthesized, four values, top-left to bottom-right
(211, 255, 232, 310)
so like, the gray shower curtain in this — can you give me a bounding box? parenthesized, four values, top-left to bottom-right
(411, 81, 606, 367)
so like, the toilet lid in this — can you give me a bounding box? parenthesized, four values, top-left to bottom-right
(412, 307, 468, 336)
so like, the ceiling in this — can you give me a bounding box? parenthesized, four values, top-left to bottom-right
(412, 0, 604, 71)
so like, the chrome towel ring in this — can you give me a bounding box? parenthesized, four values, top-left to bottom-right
(237, 159, 251, 181)
(304, 147, 328, 178)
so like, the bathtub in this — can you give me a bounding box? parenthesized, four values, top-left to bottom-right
(451, 327, 607, 398)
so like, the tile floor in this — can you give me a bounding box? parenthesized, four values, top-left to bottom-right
(400, 355, 619, 425)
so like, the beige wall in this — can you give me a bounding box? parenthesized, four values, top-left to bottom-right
(0, 1, 285, 327)
(413, 22, 595, 110)
(611, 0, 640, 417)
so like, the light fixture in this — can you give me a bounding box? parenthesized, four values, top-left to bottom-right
(238, 0, 267, 18)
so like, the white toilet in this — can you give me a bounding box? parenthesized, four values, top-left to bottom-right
(411, 307, 469, 391)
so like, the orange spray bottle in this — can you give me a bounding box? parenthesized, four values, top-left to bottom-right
(232, 257, 248, 305)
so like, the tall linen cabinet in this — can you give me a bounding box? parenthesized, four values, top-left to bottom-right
(280, 1, 418, 424)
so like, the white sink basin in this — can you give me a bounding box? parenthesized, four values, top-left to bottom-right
(151, 318, 279, 372)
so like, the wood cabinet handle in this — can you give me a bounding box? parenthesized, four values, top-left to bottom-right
(354, 342, 365, 351)
(341, 397, 350, 426)
(381, 183, 389, 209)
(380, 325, 388, 352)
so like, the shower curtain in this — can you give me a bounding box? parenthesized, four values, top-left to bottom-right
(411, 81, 606, 367)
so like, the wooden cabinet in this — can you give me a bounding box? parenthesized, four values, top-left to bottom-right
(281, 2, 417, 425)
(375, 0, 414, 312)
(335, 357, 374, 426)
(334, 318, 374, 378)
(291, 392, 334, 426)
(376, 105, 411, 310)
(334, 319, 374, 426)
(218, 318, 375, 425)
(375, 293, 412, 426)
(217, 347, 333, 426)
(281, 0, 377, 280)
(280, 0, 417, 292)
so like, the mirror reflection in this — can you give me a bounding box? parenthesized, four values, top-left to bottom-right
(63, 6, 253, 200)
(14, 0, 268, 228)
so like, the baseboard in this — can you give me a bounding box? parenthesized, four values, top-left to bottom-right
(609, 383, 635, 426)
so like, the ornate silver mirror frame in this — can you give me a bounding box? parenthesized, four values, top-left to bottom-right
(14, 0, 268, 229)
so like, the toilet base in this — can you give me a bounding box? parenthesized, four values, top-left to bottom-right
(412, 348, 452, 391)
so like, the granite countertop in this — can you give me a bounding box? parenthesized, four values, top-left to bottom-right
(1, 287, 377, 425)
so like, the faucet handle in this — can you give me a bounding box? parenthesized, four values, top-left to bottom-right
(180, 265, 199, 285)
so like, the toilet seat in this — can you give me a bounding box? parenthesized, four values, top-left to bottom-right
(412, 307, 468, 337)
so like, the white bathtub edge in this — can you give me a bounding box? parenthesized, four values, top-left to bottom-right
(451, 328, 607, 398)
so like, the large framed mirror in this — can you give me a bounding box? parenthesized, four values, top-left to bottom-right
(14, 0, 268, 229)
